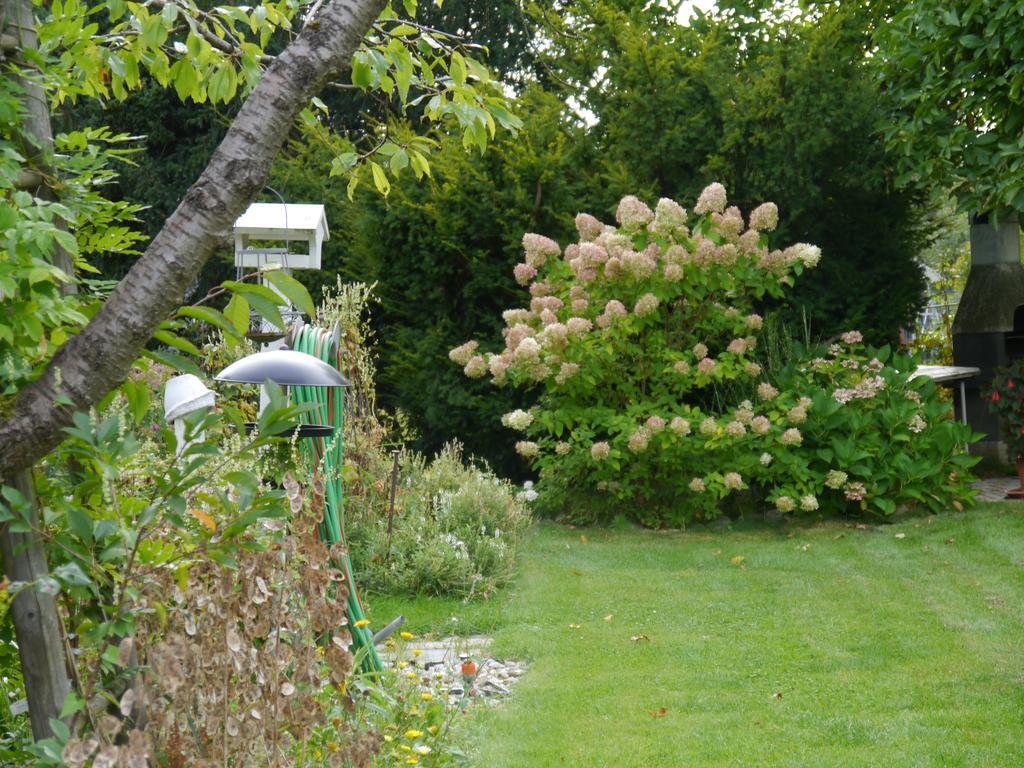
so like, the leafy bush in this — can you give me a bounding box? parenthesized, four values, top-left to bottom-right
(769, 340, 979, 517)
(346, 444, 530, 598)
(452, 185, 977, 526)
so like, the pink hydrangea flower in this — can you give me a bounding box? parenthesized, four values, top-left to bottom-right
(515, 441, 539, 458)
(776, 495, 796, 513)
(575, 213, 605, 242)
(757, 382, 779, 401)
(464, 356, 487, 378)
(522, 233, 560, 268)
(751, 416, 771, 434)
(674, 361, 691, 375)
(555, 362, 580, 384)
(692, 343, 709, 359)
(628, 427, 651, 453)
(780, 428, 803, 446)
(725, 420, 746, 437)
(449, 340, 478, 366)
(689, 477, 706, 493)
(513, 262, 537, 286)
(727, 338, 748, 355)
(591, 441, 610, 460)
(723, 472, 743, 490)
(664, 263, 684, 281)
(745, 314, 763, 330)
(844, 482, 867, 501)
(671, 417, 691, 435)
(646, 415, 666, 432)
(634, 293, 660, 317)
(800, 495, 819, 511)
(555, 441, 571, 456)
(567, 317, 593, 336)
(694, 182, 727, 215)
(697, 357, 717, 375)
(615, 195, 655, 229)
(841, 330, 863, 344)
(748, 202, 779, 232)
(744, 362, 762, 377)
(571, 298, 588, 313)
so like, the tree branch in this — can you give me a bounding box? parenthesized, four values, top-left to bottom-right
(0, 0, 388, 477)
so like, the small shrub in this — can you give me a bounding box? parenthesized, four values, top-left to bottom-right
(346, 444, 530, 597)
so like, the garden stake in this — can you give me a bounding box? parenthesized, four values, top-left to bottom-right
(385, 448, 400, 562)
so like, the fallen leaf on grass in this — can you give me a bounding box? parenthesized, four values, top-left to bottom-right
(854, 523, 870, 530)
(773, 691, 783, 700)
(580, 534, 589, 543)
(647, 707, 668, 718)
(712, 548, 722, 556)
(730, 555, 745, 565)
(832, 533, 846, 541)
(630, 634, 649, 642)
(568, 623, 581, 629)
(894, 533, 906, 539)
(603, 614, 613, 621)
(944, 538, 955, 545)
(572, 569, 584, 576)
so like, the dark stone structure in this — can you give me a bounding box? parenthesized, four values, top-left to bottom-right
(952, 215, 1024, 458)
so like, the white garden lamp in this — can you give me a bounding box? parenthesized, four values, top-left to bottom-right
(164, 374, 217, 455)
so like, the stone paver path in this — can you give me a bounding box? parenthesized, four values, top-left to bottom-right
(381, 635, 526, 703)
(972, 476, 1020, 501)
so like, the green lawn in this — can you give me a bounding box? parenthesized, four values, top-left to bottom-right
(414, 505, 1024, 767)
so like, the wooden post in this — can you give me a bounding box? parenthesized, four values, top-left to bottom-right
(0, 471, 70, 740)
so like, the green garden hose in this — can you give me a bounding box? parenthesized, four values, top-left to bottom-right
(291, 324, 383, 674)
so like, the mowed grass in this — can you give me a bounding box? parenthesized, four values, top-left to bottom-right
(458, 506, 1024, 767)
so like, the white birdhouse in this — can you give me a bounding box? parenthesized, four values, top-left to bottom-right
(233, 203, 329, 271)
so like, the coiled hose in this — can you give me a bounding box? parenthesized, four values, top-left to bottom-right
(290, 323, 383, 674)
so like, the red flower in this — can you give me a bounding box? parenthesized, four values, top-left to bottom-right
(1010, 379, 1016, 388)
(992, 391, 1001, 401)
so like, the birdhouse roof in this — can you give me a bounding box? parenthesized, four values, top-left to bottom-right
(234, 203, 329, 240)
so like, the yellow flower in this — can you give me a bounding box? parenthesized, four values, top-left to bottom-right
(427, 725, 438, 735)
(406, 759, 419, 765)
(398, 661, 407, 669)
(354, 619, 371, 629)
(328, 742, 339, 753)
(404, 730, 424, 739)
(412, 649, 422, 657)
(384, 735, 394, 743)
(314, 750, 322, 759)
(421, 692, 433, 701)
(406, 671, 417, 679)
(400, 631, 414, 640)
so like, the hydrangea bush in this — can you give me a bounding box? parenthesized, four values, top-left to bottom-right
(452, 184, 978, 525)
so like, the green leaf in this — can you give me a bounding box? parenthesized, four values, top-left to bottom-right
(153, 329, 202, 357)
(177, 305, 241, 340)
(264, 269, 316, 317)
(223, 293, 250, 336)
(143, 349, 202, 376)
(370, 161, 391, 196)
(351, 58, 372, 88)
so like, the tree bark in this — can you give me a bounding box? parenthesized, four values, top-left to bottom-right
(2, 0, 76, 740)
(0, 0, 387, 478)
(0, 471, 70, 740)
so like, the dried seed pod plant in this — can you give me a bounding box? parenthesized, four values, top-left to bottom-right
(59, 472, 380, 768)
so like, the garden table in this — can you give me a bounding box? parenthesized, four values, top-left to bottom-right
(909, 365, 980, 425)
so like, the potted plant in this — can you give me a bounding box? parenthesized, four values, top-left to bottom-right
(984, 357, 1024, 497)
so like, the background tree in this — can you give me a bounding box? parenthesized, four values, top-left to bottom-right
(876, 0, 1024, 217)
